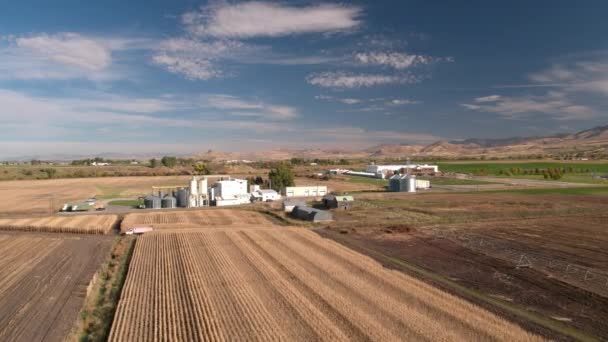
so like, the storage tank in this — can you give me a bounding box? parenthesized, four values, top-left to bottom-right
(161, 195, 176, 209)
(144, 195, 161, 209)
(406, 176, 417, 193)
(176, 188, 189, 207)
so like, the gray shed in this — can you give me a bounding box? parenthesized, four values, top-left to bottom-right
(291, 205, 333, 222)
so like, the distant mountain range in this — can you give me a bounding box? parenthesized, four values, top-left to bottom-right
(190, 124, 608, 160)
(4, 125, 608, 161)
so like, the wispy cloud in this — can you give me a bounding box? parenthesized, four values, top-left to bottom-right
(183, 2, 362, 38)
(463, 56, 608, 121)
(203, 94, 297, 120)
(461, 91, 595, 120)
(307, 71, 421, 88)
(354, 52, 431, 70)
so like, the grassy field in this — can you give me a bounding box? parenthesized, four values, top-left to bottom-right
(108, 199, 143, 207)
(343, 175, 495, 186)
(479, 186, 608, 196)
(439, 162, 608, 173)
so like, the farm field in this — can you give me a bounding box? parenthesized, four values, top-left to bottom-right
(121, 209, 276, 232)
(326, 192, 608, 339)
(0, 232, 112, 342)
(109, 226, 541, 341)
(0, 176, 190, 216)
(0, 214, 118, 234)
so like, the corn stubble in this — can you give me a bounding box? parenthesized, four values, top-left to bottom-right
(109, 224, 542, 341)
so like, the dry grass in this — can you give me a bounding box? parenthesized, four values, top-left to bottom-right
(109, 223, 542, 341)
(0, 215, 118, 234)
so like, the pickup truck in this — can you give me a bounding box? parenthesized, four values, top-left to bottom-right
(125, 226, 153, 235)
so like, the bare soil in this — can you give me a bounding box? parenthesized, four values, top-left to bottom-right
(323, 192, 608, 340)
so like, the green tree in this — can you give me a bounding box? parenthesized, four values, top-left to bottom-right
(268, 163, 295, 192)
(149, 158, 158, 168)
(161, 156, 177, 168)
(43, 168, 57, 179)
(193, 163, 211, 175)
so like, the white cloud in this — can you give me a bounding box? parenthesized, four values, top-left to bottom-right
(152, 53, 219, 80)
(0, 33, 144, 81)
(474, 95, 501, 103)
(354, 52, 431, 70)
(307, 71, 420, 88)
(340, 98, 362, 105)
(14, 33, 110, 71)
(183, 2, 362, 38)
(390, 99, 419, 105)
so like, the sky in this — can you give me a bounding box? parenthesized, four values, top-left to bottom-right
(1, 0, 607, 158)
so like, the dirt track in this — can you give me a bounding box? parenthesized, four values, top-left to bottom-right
(0, 232, 111, 342)
(110, 225, 541, 341)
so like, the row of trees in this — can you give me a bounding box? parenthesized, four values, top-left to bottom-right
(244, 164, 295, 192)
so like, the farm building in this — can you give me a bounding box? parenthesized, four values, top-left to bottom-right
(291, 205, 333, 222)
(389, 175, 417, 193)
(210, 178, 250, 206)
(283, 186, 327, 198)
(282, 200, 306, 213)
(323, 195, 355, 209)
(415, 179, 431, 189)
(367, 164, 439, 179)
(250, 185, 281, 202)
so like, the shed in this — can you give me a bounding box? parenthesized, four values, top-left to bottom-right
(323, 195, 354, 209)
(291, 205, 333, 222)
(282, 200, 306, 213)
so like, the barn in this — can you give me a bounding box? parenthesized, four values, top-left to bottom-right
(323, 195, 354, 209)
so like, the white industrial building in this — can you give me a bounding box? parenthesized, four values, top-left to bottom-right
(366, 164, 439, 179)
(283, 186, 328, 198)
(210, 178, 250, 206)
(250, 185, 281, 202)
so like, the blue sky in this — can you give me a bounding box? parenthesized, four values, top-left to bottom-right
(1, 0, 607, 157)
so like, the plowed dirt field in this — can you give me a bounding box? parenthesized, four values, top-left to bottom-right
(0, 232, 111, 342)
(110, 224, 541, 341)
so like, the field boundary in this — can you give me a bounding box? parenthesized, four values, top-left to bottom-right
(319, 229, 600, 342)
(70, 235, 136, 342)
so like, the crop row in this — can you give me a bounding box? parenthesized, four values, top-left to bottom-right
(0, 215, 117, 234)
(109, 228, 541, 341)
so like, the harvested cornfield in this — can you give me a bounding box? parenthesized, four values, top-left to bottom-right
(0, 214, 118, 234)
(109, 228, 541, 341)
(121, 209, 274, 232)
(0, 232, 112, 341)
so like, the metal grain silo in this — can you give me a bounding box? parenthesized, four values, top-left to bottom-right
(144, 195, 161, 209)
(176, 188, 189, 207)
(161, 195, 176, 209)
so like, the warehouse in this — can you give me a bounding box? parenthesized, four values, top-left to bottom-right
(367, 164, 439, 179)
(283, 186, 327, 198)
(291, 205, 333, 222)
(323, 195, 355, 209)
